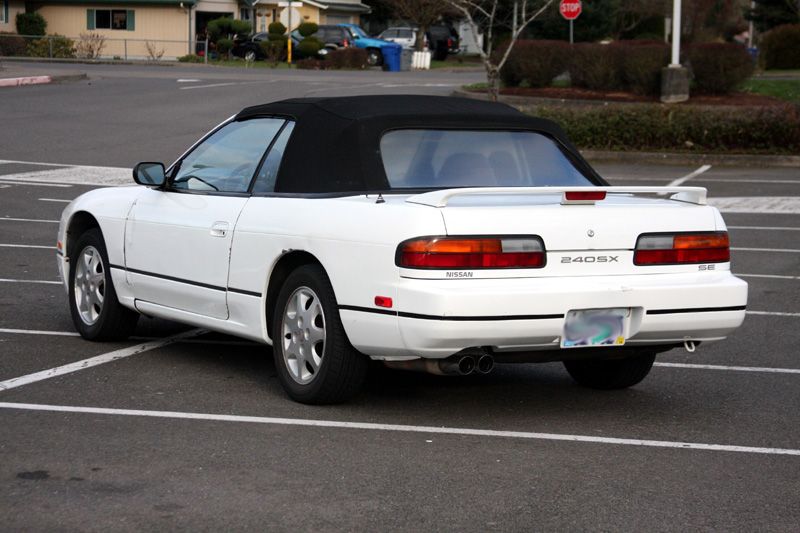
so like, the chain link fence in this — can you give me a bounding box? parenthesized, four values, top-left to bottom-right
(0, 33, 209, 62)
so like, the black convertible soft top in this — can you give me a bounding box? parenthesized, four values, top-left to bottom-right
(234, 95, 600, 194)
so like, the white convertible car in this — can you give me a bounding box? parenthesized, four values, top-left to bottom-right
(58, 96, 747, 403)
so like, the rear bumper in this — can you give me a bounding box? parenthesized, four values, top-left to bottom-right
(340, 271, 748, 359)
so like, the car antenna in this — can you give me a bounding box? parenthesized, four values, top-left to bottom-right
(375, 193, 385, 204)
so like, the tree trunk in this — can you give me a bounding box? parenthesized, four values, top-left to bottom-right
(486, 65, 500, 102)
(416, 25, 428, 52)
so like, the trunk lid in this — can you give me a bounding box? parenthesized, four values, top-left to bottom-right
(403, 187, 721, 277)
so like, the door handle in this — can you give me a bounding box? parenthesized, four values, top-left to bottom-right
(210, 221, 229, 237)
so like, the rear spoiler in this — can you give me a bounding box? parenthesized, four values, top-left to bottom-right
(405, 186, 708, 208)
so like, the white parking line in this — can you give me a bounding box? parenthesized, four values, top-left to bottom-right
(654, 362, 800, 374)
(0, 217, 58, 223)
(748, 310, 800, 317)
(667, 165, 712, 187)
(0, 244, 54, 249)
(0, 278, 61, 285)
(0, 401, 797, 456)
(38, 198, 72, 203)
(710, 197, 800, 214)
(0, 329, 205, 391)
(607, 177, 800, 185)
(0, 328, 78, 336)
(732, 247, 800, 253)
(737, 273, 800, 280)
(0, 180, 72, 188)
(728, 226, 800, 231)
(180, 82, 239, 90)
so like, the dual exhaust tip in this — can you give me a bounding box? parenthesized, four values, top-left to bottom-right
(385, 351, 494, 376)
(453, 353, 494, 375)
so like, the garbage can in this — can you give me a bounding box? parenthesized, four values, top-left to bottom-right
(381, 43, 402, 72)
(400, 48, 413, 71)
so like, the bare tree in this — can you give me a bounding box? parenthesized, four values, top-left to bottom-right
(387, 0, 450, 50)
(446, 0, 554, 101)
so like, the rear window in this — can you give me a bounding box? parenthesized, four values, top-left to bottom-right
(380, 129, 592, 189)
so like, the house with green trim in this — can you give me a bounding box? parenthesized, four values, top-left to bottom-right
(6, 0, 369, 58)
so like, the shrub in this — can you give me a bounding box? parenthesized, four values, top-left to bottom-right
(760, 24, 800, 70)
(16, 12, 47, 37)
(216, 38, 234, 56)
(268, 22, 287, 36)
(260, 38, 286, 63)
(177, 54, 204, 63)
(326, 48, 368, 69)
(530, 103, 800, 153)
(688, 43, 754, 94)
(296, 37, 322, 58)
(0, 32, 28, 57)
(230, 19, 252, 37)
(27, 35, 75, 58)
(75, 32, 106, 59)
(497, 40, 569, 88)
(569, 43, 622, 91)
(616, 41, 669, 95)
(295, 57, 324, 69)
(298, 22, 318, 38)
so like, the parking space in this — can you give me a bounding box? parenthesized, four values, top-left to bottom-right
(1, 66, 798, 530)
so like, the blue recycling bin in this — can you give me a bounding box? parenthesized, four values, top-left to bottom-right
(382, 43, 402, 72)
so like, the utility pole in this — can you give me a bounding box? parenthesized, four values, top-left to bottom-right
(661, 0, 689, 103)
(287, 0, 293, 65)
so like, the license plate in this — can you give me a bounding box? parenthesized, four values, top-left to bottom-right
(561, 308, 629, 348)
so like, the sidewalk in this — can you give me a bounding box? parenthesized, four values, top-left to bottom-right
(0, 61, 87, 87)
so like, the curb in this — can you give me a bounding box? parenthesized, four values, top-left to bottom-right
(0, 73, 88, 88)
(452, 89, 800, 168)
(0, 56, 178, 67)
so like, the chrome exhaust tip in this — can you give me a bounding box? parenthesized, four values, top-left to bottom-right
(456, 355, 476, 375)
(476, 354, 494, 374)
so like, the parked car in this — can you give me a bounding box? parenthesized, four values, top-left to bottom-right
(378, 24, 460, 59)
(57, 95, 747, 404)
(337, 23, 394, 65)
(378, 27, 421, 50)
(232, 32, 270, 61)
(427, 24, 460, 59)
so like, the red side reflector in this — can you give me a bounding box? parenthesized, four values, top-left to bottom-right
(374, 296, 393, 308)
(564, 191, 607, 201)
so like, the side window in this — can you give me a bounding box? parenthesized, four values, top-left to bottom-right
(172, 118, 285, 193)
(252, 122, 295, 194)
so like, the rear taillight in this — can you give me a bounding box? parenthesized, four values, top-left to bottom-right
(634, 232, 730, 265)
(397, 236, 546, 269)
(343, 39, 349, 47)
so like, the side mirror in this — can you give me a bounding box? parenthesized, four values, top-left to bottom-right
(133, 162, 166, 187)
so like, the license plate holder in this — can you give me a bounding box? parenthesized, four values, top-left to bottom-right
(561, 308, 630, 348)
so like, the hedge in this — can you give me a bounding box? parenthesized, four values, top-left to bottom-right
(528, 103, 800, 153)
(760, 24, 800, 70)
(497, 40, 569, 88)
(687, 43, 753, 94)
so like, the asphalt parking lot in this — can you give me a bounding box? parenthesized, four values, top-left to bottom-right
(1, 63, 799, 531)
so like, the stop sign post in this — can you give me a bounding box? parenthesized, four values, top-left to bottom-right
(559, 0, 582, 44)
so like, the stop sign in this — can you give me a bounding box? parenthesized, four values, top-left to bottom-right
(560, 0, 582, 20)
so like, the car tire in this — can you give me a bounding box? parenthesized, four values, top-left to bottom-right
(563, 351, 656, 390)
(366, 48, 382, 66)
(68, 228, 139, 341)
(272, 264, 367, 404)
(244, 49, 257, 62)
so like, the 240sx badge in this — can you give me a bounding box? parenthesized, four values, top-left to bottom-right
(560, 255, 620, 263)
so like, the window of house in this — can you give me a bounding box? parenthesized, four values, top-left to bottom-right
(88, 9, 134, 31)
(1, 0, 7, 24)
